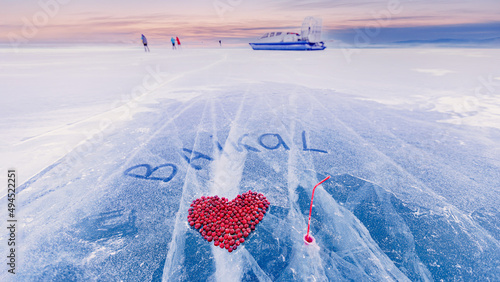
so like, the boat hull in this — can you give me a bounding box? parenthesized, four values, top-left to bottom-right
(249, 41, 326, 51)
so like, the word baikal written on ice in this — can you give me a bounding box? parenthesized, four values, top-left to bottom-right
(124, 131, 328, 183)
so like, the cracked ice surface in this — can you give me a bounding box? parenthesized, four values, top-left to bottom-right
(1, 48, 499, 281)
(6, 83, 498, 281)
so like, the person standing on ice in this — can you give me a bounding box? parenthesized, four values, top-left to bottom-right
(176, 36, 181, 49)
(141, 34, 150, 52)
(171, 37, 176, 50)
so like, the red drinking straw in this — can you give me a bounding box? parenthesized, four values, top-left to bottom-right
(305, 176, 331, 243)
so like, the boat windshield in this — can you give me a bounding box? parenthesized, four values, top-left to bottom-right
(260, 33, 269, 39)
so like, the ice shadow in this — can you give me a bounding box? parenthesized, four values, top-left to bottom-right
(316, 173, 499, 281)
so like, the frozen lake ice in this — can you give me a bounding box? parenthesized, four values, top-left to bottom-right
(0, 47, 499, 281)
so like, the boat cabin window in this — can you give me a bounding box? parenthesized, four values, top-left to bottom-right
(276, 32, 282, 36)
(270, 32, 275, 37)
(260, 33, 269, 39)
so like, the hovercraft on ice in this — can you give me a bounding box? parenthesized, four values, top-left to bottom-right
(249, 17, 326, 51)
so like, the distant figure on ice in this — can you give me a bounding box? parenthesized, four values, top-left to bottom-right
(141, 34, 150, 52)
(176, 36, 181, 49)
(219, 40, 222, 47)
(171, 37, 176, 49)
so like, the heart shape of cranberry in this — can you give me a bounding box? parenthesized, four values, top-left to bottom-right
(187, 191, 269, 253)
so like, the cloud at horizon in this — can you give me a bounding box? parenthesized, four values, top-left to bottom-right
(328, 21, 500, 45)
(2, 0, 500, 46)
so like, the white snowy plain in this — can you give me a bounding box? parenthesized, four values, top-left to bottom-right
(1, 47, 500, 187)
(0, 46, 499, 281)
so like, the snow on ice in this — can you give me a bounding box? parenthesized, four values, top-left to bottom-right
(0, 47, 499, 281)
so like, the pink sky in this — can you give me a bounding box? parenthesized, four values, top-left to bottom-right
(2, 0, 500, 46)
